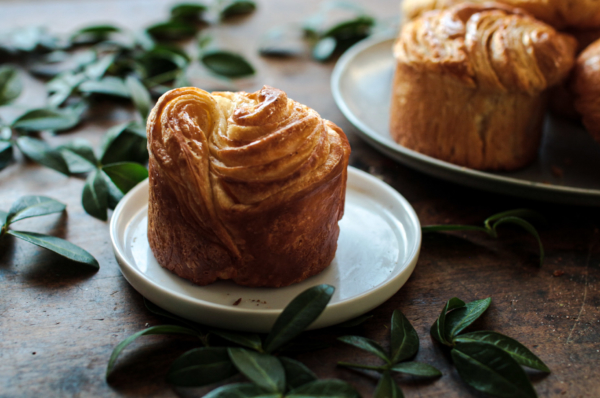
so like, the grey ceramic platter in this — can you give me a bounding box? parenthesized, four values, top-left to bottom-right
(331, 35, 600, 206)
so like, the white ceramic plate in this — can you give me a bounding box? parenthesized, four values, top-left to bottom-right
(110, 167, 421, 333)
(332, 36, 600, 206)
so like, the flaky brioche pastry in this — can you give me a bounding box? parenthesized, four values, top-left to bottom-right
(573, 39, 600, 144)
(147, 86, 351, 287)
(391, 3, 577, 170)
(402, 0, 600, 30)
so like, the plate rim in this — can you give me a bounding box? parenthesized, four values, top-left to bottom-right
(331, 34, 600, 202)
(110, 166, 421, 319)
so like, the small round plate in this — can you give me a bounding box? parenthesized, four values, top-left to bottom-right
(110, 167, 421, 333)
(332, 35, 600, 206)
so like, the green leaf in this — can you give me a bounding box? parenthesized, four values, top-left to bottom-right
(106, 325, 200, 377)
(220, 0, 256, 19)
(171, 3, 207, 20)
(279, 357, 317, 389)
(100, 170, 124, 210)
(336, 314, 373, 328)
(16, 136, 70, 175)
(444, 297, 491, 342)
(390, 309, 419, 363)
(100, 121, 148, 165)
(430, 297, 465, 346)
(84, 54, 116, 80)
(454, 331, 550, 372)
(0, 140, 13, 171)
(264, 284, 334, 354)
(46, 72, 86, 107)
(7, 195, 65, 225)
(58, 138, 97, 174)
(322, 16, 374, 40)
(13, 108, 80, 132)
(390, 362, 442, 377)
(146, 21, 196, 40)
(452, 342, 538, 398)
(211, 329, 263, 351)
(312, 37, 336, 62)
(167, 347, 237, 387)
(338, 336, 390, 364)
(70, 24, 120, 44)
(126, 76, 152, 121)
(0, 210, 8, 228)
(79, 76, 130, 98)
(102, 162, 148, 194)
(492, 217, 545, 266)
(201, 50, 255, 78)
(421, 225, 490, 234)
(203, 383, 278, 398)
(287, 379, 361, 398)
(8, 230, 99, 269)
(228, 348, 285, 393)
(82, 169, 108, 221)
(0, 66, 23, 105)
(373, 372, 403, 398)
(484, 209, 544, 231)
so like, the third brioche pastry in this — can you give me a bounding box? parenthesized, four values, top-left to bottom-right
(147, 86, 351, 287)
(391, 3, 577, 170)
(573, 38, 600, 144)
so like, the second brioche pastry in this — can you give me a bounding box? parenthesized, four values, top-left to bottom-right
(391, 3, 576, 170)
(573, 38, 600, 145)
(147, 86, 351, 287)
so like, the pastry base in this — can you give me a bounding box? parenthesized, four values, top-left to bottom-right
(390, 64, 546, 171)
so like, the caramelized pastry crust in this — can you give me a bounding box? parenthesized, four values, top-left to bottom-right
(573, 39, 600, 144)
(147, 86, 350, 287)
(402, 0, 600, 30)
(391, 3, 577, 170)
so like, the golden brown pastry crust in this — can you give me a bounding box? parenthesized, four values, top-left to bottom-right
(391, 3, 577, 170)
(402, 0, 600, 30)
(147, 86, 351, 287)
(573, 39, 600, 144)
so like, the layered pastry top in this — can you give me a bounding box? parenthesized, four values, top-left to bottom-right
(395, 2, 577, 95)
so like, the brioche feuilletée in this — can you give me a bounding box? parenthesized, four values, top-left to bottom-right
(390, 3, 577, 170)
(146, 86, 351, 287)
(573, 39, 600, 145)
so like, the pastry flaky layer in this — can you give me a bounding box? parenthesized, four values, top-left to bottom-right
(402, 0, 600, 30)
(573, 39, 600, 144)
(391, 3, 577, 170)
(147, 86, 351, 287)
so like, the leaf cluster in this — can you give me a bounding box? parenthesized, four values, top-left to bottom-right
(338, 310, 441, 397)
(431, 297, 550, 398)
(422, 209, 546, 266)
(0, 1, 256, 182)
(0, 195, 99, 269)
(259, 1, 376, 62)
(107, 284, 360, 398)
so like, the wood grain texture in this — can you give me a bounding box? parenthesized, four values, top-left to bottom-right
(0, 0, 599, 397)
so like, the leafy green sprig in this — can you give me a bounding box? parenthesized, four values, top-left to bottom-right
(107, 285, 360, 398)
(0, 195, 99, 269)
(338, 310, 441, 397)
(431, 297, 550, 398)
(422, 209, 545, 265)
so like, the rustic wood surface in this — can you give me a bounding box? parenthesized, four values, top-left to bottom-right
(1, 0, 599, 397)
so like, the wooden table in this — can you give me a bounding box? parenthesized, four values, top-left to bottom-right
(1, 1, 599, 397)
